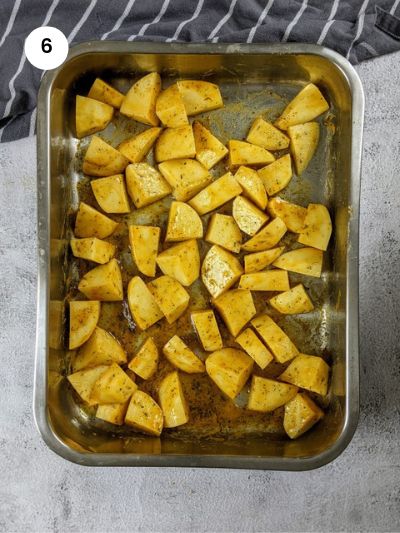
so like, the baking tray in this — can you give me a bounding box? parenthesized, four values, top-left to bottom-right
(35, 42, 363, 470)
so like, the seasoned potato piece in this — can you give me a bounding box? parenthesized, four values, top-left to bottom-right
(273, 247, 323, 278)
(75, 202, 118, 239)
(251, 314, 299, 363)
(239, 270, 290, 292)
(177, 80, 223, 115)
(298, 203, 332, 251)
(268, 197, 307, 233)
(88, 78, 124, 108)
(193, 121, 228, 169)
(213, 289, 256, 337)
(78, 258, 123, 301)
(269, 284, 314, 314)
(158, 371, 189, 428)
(91, 363, 137, 404)
(129, 225, 160, 277)
(206, 348, 253, 399)
(191, 310, 223, 352)
(248, 376, 298, 412)
(234, 166, 267, 210)
(232, 196, 268, 237)
(70, 237, 116, 264)
(118, 127, 162, 163)
(155, 125, 196, 162)
(279, 354, 330, 395)
(148, 276, 190, 324)
(155, 83, 188, 127)
(165, 201, 203, 241)
(125, 163, 171, 208)
(205, 214, 242, 253)
(246, 117, 289, 150)
(159, 159, 211, 202)
(69, 300, 100, 350)
(96, 400, 129, 426)
(201, 245, 243, 298)
(275, 83, 329, 130)
(235, 328, 273, 369)
(127, 276, 164, 330)
(189, 172, 242, 215)
(156, 239, 200, 286)
(91, 174, 130, 214)
(228, 140, 275, 168)
(125, 390, 164, 436)
(244, 247, 285, 273)
(242, 217, 287, 252)
(73, 327, 127, 372)
(82, 136, 129, 177)
(128, 337, 159, 380)
(120, 72, 161, 126)
(75, 95, 113, 138)
(288, 122, 320, 175)
(284, 393, 324, 439)
(163, 335, 205, 374)
(258, 154, 293, 196)
(67, 365, 109, 405)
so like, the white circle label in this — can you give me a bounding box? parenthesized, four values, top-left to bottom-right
(24, 26, 69, 70)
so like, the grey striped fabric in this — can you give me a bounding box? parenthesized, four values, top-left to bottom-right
(1, 0, 400, 142)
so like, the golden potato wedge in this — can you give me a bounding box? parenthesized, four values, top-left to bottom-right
(69, 300, 100, 350)
(246, 117, 290, 150)
(129, 225, 160, 277)
(90, 363, 137, 404)
(201, 245, 243, 298)
(120, 72, 161, 126)
(88, 78, 124, 109)
(279, 354, 330, 395)
(158, 371, 189, 428)
(206, 348, 253, 399)
(213, 289, 256, 337)
(156, 239, 200, 286)
(284, 393, 324, 439)
(288, 122, 320, 175)
(269, 284, 314, 315)
(67, 365, 109, 405)
(155, 83, 188, 127)
(242, 217, 287, 252)
(191, 310, 223, 352)
(155, 125, 196, 162)
(239, 270, 290, 292)
(125, 163, 172, 208)
(158, 159, 211, 202)
(228, 140, 275, 168)
(82, 136, 129, 177)
(298, 203, 332, 251)
(244, 247, 285, 273)
(163, 335, 205, 374)
(275, 83, 329, 130)
(118, 127, 162, 163)
(74, 202, 118, 239)
(128, 337, 159, 380)
(73, 327, 127, 372)
(125, 390, 164, 436)
(91, 174, 130, 214)
(148, 276, 190, 324)
(248, 376, 298, 412)
(96, 400, 130, 425)
(127, 276, 164, 330)
(76, 95, 114, 139)
(235, 328, 273, 369)
(205, 214, 242, 253)
(273, 247, 323, 278)
(251, 314, 299, 363)
(193, 121, 228, 169)
(165, 201, 203, 241)
(258, 154, 293, 196)
(234, 166, 268, 210)
(78, 258, 123, 301)
(232, 196, 269, 237)
(177, 80, 223, 115)
(189, 172, 242, 215)
(70, 237, 116, 264)
(267, 197, 307, 233)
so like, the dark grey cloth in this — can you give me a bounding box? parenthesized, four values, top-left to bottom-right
(1, 0, 400, 143)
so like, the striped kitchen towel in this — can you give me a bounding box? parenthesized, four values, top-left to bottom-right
(1, 0, 400, 143)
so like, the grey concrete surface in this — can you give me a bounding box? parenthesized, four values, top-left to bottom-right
(1, 52, 400, 533)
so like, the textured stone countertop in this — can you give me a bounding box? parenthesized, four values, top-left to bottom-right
(1, 52, 399, 533)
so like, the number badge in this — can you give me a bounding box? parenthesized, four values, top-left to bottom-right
(25, 26, 69, 70)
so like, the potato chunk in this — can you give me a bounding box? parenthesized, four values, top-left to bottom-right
(213, 289, 256, 337)
(163, 335, 205, 374)
(88, 78, 124, 108)
(125, 163, 171, 208)
(128, 337, 159, 380)
(165, 201, 203, 241)
(288, 122, 319, 175)
(273, 247, 323, 278)
(73, 327, 127, 372)
(232, 196, 268, 237)
(129, 225, 160, 277)
(268, 197, 307, 233)
(82, 136, 129, 177)
(242, 217, 287, 252)
(70, 237, 116, 264)
(279, 354, 330, 395)
(251, 314, 299, 363)
(269, 284, 314, 314)
(189, 172, 242, 215)
(193, 121, 228, 169)
(258, 154, 293, 196)
(96, 400, 129, 426)
(239, 270, 290, 292)
(67, 365, 109, 405)
(191, 310, 223, 352)
(90, 363, 137, 404)
(246, 117, 289, 150)
(156, 83, 188, 127)
(76, 95, 113, 138)
(148, 276, 190, 324)
(125, 390, 164, 436)
(69, 300, 100, 350)
(127, 276, 164, 330)
(177, 80, 223, 115)
(91, 174, 130, 214)
(158, 371, 189, 428)
(228, 140, 275, 168)
(244, 247, 285, 273)
(235, 328, 273, 369)
(205, 214, 242, 253)
(75, 202, 118, 239)
(201, 245, 243, 298)
(284, 393, 324, 439)
(158, 159, 211, 202)
(155, 125, 196, 162)
(118, 127, 162, 163)
(156, 239, 200, 286)
(206, 348, 253, 399)
(78, 258, 123, 301)
(120, 72, 161, 126)
(248, 376, 298, 412)
(298, 203, 332, 251)
(275, 83, 329, 130)
(234, 166, 267, 210)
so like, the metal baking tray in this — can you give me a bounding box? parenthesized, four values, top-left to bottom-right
(35, 42, 363, 470)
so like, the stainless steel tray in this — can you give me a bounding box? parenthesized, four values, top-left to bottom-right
(35, 42, 363, 470)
